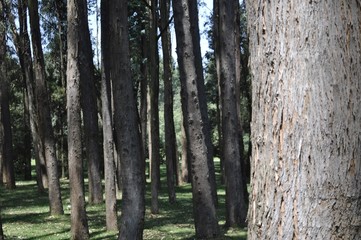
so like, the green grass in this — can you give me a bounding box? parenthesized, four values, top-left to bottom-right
(0, 161, 247, 239)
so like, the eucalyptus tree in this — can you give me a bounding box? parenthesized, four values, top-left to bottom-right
(160, 0, 177, 203)
(172, 0, 220, 238)
(67, 0, 90, 237)
(247, 1, 361, 239)
(28, 0, 64, 214)
(215, 0, 248, 227)
(0, 0, 15, 189)
(103, 0, 146, 238)
(100, 0, 118, 231)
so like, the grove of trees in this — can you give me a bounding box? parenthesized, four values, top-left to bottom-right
(0, 0, 360, 239)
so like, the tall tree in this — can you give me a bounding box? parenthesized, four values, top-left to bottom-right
(247, 1, 361, 239)
(67, 0, 90, 237)
(6, 0, 46, 191)
(0, 2, 15, 189)
(105, 0, 146, 238)
(100, 0, 118, 231)
(28, 0, 64, 215)
(160, 0, 177, 204)
(172, 0, 220, 238)
(148, 0, 161, 214)
(78, 0, 103, 205)
(218, 0, 247, 227)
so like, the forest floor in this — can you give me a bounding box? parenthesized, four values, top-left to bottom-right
(0, 160, 247, 239)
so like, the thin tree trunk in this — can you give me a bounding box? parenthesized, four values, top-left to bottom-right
(247, 1, 361, 239)
(148, 0, 161, 214)
(106, 0, 145, 238)
(28, 0, 64, 215)
(160, 0, 176, 204)
(219, 0, 247, 227)
(213, 0, 224, 184)
(67, 0, 90, 237)
(77, 0, 103, 205)
(180, 120, 190, 184)
(172, 0, 220, 237)
(23, 90, 32, 180)
(100, 0, 118, 231)
(6, 0, 45, 191)
(0, 13, 15, 188)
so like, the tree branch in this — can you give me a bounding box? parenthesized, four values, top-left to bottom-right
(157, 15, 174, 40)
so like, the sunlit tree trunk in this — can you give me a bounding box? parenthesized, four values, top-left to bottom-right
(247, 1, 361, 239)
(172, 0, 220, 237)
(67, 0, 90, 237)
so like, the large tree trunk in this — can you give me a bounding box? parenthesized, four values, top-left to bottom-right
(172, 0, 220, 238)
(100, 0, 118, 231)
(28, 0, 64, 215)
(218, 0, 247, 228)
(160, 0, 177, 204)
(77, 0, 103, 205)
(67, 0, 90, 238)
(106, 0, 145, 238)
(247, 1, 361, 239)
(148, 0, 161, 214)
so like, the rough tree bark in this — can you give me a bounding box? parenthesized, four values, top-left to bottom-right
(148, 0, 161, 214)
(218, 0, 247, 228)
(100, 0, 118, 231)
(6, 0, 45, 191)
(0, 6, 15, 189)
(67, 0, 90, 237)
(108, 0, 146, 238)
(172, 0, 220, 238)
(247, 1, 361, 239)
(77, 0, 103, 205)
(28, 0, 64, 215)
(160, 0, 177, 204)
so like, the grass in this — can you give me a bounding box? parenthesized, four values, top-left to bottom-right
(0, 160, 247, 239)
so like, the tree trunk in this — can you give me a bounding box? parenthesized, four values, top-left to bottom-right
(106, 0, 145, 238)
(100, 0, 118, 231)
(172, 0, 220, 238)
(28, 0, 64, 215)
(23, 90, 32, 180)
(213, 0, 225, 185)
(0, 206, 3, 240)
(218, 0, 247, 227)
(0, 11, 16, 189)
(9, 0, 45, 191)
(160, 0, 177, 204)
(67, 0, 90, 237)
(75, 0, 103, 205)
(247, 1, 361, 239)
(180, 119, 190, 184)
(148, 0, 161, 214)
